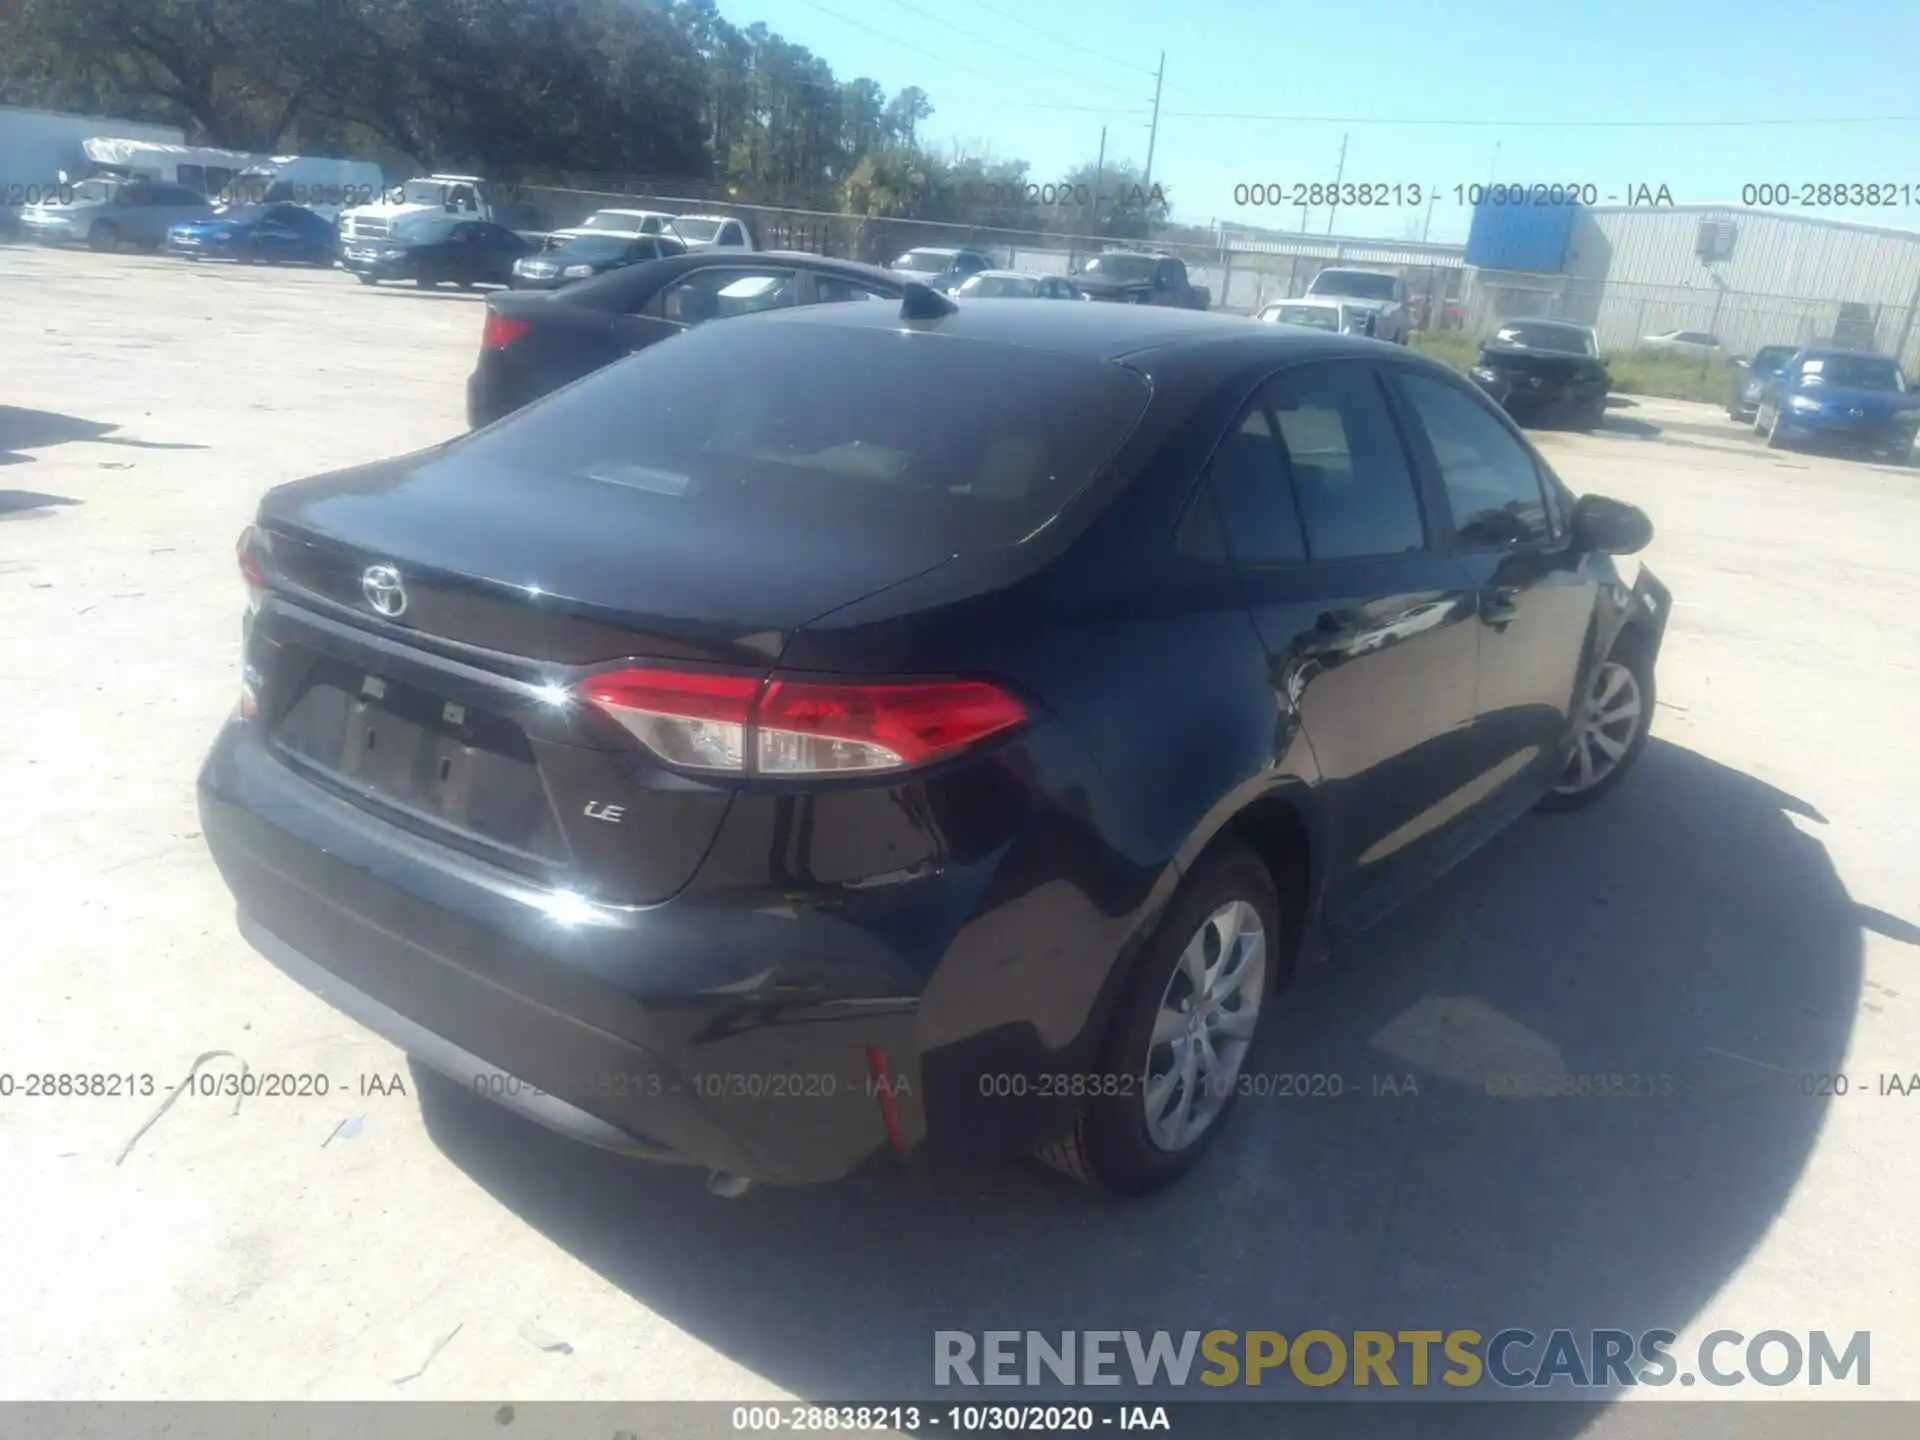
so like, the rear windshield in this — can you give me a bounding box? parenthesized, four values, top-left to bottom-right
(1271, 305, 1340, 331)
(1311, 270, 1397, 301)
(1799, 355, 1906, 391)
(1491, 321, 1596, 355)
(461, 319, 1153, 549)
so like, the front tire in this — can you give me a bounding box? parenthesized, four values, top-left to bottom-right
(1040, 842, 1286, 1196)
(355, 272, 378, 285)
(87, 221, 119, 252)
(1538, 632, 1655, 813)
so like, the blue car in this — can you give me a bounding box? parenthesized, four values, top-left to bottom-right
(1751, 347, 1920, 460)
(166, 203, 339, 266)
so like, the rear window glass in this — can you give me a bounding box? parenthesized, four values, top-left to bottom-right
(461, 319, 1153, 550)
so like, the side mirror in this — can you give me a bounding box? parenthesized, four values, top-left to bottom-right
(1570, 494, 1653, 556)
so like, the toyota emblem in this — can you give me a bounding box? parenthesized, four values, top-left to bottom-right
(361, 564, 407, 618)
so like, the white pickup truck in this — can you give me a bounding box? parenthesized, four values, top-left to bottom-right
(1302, 267, 1412, 344)
(338, 174, 494, 247)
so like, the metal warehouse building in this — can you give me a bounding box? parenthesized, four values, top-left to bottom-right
(1464, 203, 1920, 367)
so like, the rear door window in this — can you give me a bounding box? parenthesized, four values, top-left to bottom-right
(1202, 400, 1307, 566)
(1260, 363, 1427, 560)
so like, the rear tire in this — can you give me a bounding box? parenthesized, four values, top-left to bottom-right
(87, 221, 119, 253)
(1039, 842, 1287, 1196)
(355, 273, 378, 285)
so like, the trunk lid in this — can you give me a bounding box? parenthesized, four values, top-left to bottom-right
(257, 447, 960, 667)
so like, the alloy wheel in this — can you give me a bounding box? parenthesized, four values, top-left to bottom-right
(1142, 899, 1267, 1151)
(1553, 660, 1644, 795)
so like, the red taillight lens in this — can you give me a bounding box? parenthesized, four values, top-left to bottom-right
(237, 524, 268, 611)
(757, 679, 1027, 773)
(576, 669, 1027, 776)
(481, 312, 531, 350)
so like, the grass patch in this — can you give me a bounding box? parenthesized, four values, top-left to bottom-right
(1412, 332, 1732, 404)
(1410, 331, 1478, 371)
(1603, 352, 1733, 404)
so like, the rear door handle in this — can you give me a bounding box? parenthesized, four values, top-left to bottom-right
(1480, 587, 1521, 628)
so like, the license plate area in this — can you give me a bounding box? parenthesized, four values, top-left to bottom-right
(270, 653, 568, 866)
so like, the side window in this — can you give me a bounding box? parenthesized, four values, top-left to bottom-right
(813, 276, 894, 305)
(656, 267, 798, 323)
(722, 222, 745, 246)
(1393, 371, 1553, 549)
(178, 165, 206, 194)
(1264, 364, 1427, 560)
(1204, 401, 1307, 566)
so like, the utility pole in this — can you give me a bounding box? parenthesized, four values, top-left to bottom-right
(1325, 131, 1348, 236)
(1089, 124, 1107, 252)
(1092, 124, 1107, 216)
(1143, 52, 1166, 196)
(1421, 190, 1437, 243)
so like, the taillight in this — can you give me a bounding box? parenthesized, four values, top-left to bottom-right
(236, 523, 268, 612)
(578, 669, 1027, 776)
(481, 312, 530, 350)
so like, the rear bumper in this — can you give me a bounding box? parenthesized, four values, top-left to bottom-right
(198, 713, 1139, 1183)
(239, 914, 683, 1161)
(341, 250, 413, 278)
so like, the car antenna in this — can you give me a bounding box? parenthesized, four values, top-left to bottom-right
(900, 282, 958, 320)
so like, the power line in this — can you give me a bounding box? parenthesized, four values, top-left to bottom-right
(796, 1, 1151, 117)
(1159, 109, 1920, 128)
(961, 0, 1161, 79)
(877, 0, 1133, 100)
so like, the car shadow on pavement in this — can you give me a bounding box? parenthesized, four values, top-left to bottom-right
(413, 738, 1860, 1434)
(0, 490, 82, 518)
(0, 405, 207, 466)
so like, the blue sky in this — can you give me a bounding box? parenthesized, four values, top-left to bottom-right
(738, 0, 1920, 242)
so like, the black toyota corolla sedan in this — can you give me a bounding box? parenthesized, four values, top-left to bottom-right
(199, 293, 1670, 1197)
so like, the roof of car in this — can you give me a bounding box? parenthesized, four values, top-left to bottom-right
(592, 208, 676, 220)
(970, 269, 1041, 281)
(675, 213, 737, 223)
(1498, 317, 1592, 331)
(742, 291, 1416, 362)
(1797, 346, 1898, 360)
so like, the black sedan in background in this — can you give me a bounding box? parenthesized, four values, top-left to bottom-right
(510, 232, 687, 291)
(202, 299, 1668, 1197)
(468, 250, 909, 427)
(1727, 343, 1801, 421)
(1470, 318, 1610, 428)
(343, 220, 535, 289)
